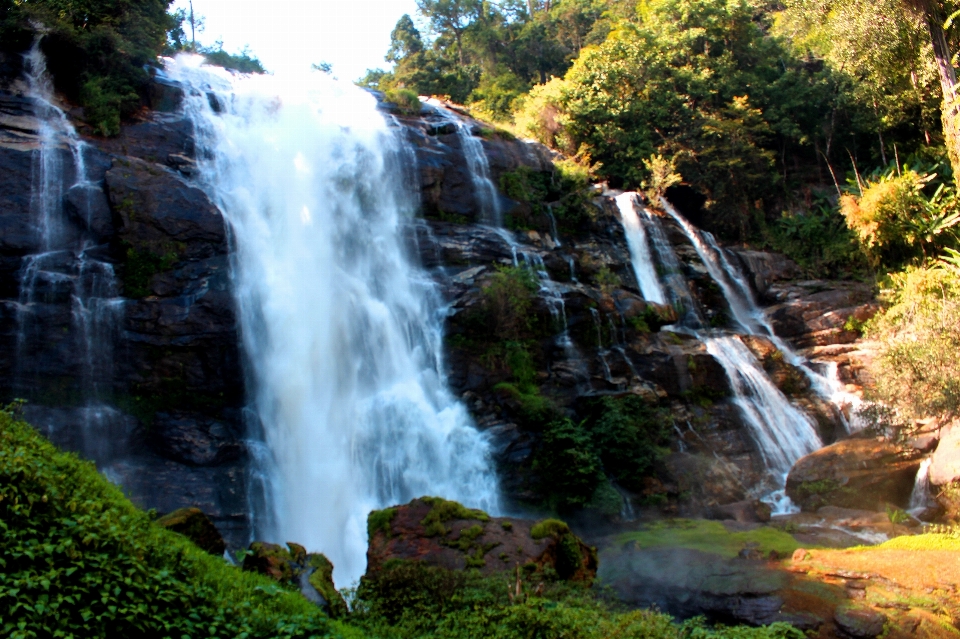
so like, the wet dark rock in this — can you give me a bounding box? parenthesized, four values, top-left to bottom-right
(600, 546, 789, 625)
(156, 506, 226, 555)
(731, 249, 800, 295)
(63, 183, 113, 241)
(106, 156, 227, 262)
(834, 605, 886, 638)
(151, 411, 242, 466)
(705, 500, 772, 524)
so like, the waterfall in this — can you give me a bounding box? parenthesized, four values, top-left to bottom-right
(168, 58, 499, 585)
(705, 336, 821, 478)
(908, 458, 934, 514)
(15, 41, 123, 456)
(423, 98, 502, 226)
(615, 193, 667, 305)
(616, 193, 822, 504)
(658, 196, 865, 433)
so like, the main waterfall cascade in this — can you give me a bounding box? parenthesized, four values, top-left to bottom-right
(16, 43, 126, 463)
(166, 57, 499, 585)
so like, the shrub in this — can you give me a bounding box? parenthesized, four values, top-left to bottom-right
(0, 404, 331, 638)
(865, 261, 960, 419)
(384, 88, 422, 115)
(585, 396, 669, 493)
(533, 418, 604, 511)
(481, 265, 539, 340)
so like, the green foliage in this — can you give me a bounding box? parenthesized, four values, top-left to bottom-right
(583, 396, 670, 493)
(0, 405, 331, 638)
(530, 518, 572, 540)
(764, 193, 867, 278)
(420, 496, 490, 537)
(516, 0, 837, 239)
(885, 505, 909, 525)
(351, 558, 802, 639)
(840, 162, 960, 267)
(481, 265, 539, 340)
(306, 554, 349, 619)
(865, 261, 960, 419)
(367, 507, 398, 540)
(533, 418, 604, 511)
(202, 44, 265, 73)
(1, 0, 181, 136)
(384, 88, 423, 114)
(612, 519, 801, 559)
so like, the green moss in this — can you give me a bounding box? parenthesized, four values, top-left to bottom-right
(872, 534, 960, 551)
(306, 553, 348, 618)
(420, 497, 489, 539)
(530, 518, 572, 540)
(384, 88, 422, 114)
(500, 520, 513, 531)
(367, 507, 398, 541)
(122, 245, 178, 298)
(0, 405, 330, 637)
(613, 519, 801, 559)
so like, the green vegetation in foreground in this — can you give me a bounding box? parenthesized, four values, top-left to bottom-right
(347, 560, 804, 639)
(0, 404, 330, 638)
(612, 520, 801, 559)
(1, 405, 809, 639)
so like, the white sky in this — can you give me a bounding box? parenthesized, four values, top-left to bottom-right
(170, 0, 419, 81)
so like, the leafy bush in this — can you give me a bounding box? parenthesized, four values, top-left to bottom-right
(384, 88, 422, 115)
(840, 163, 960, 267)
(584, 396, 669, 493)
(865, 261, 960, 419)
(764, 194, 866, 278)
(0, 404, 331, 638)
(481, 265, 539, 340)
(533, 418, 604, 511)
(202, 44, 265, 73)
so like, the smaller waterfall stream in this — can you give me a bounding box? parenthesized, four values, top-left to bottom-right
(615, 193, 667, 305)
(15, 41, 124, 459)
(616, 192, 822, 504)
(423, 98, 502, 226)
(908, 458, 934, 514)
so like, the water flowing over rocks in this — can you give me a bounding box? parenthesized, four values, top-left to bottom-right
(0, 51, 926, 626)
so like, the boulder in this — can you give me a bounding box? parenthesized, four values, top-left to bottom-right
(705, 500, 772, 524)
(731, 249, 800, 295)
(242, 542, 348, 617)
(833, 605, 886, 639)
(156, 507, 226, 555)
(929, 421, 960, 487)
(785, 438, 923, 511)
(365, 497, 597, 584)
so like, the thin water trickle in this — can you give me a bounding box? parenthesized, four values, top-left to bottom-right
(423, 98, 502, 226)
(908, 458, 934, 514)
(167, 57, 500, 586)
(16, 40, 122, 425)
(615, 193, 666, 304)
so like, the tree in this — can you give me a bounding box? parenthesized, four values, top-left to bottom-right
(386, 14, 424, 63)
(416, 0, 481, 65)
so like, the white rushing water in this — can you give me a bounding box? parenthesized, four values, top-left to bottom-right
(17, 41, 122, 420)
(615, 193, 667, 304)
(423, 98, 502, 226)
(616, 194, 822, 505)
(167, 57, 499, 585)
(908, 457, 934, 514)
(658, 196, 864, 433)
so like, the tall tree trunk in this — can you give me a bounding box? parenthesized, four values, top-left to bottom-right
(527, 0, 535, 17)
(920, 0, 960, 178)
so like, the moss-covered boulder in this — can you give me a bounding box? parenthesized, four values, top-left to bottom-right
(156, 507, 226, 555)
(365, 497, 597, 584)
(242, 542, 348, 618)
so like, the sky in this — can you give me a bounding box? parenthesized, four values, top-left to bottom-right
(170, 0, 420, 81)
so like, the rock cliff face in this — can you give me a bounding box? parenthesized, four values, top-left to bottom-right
(0, 57, 884, 547)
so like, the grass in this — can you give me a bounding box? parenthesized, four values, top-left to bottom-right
(873, 533, 960, 552)
(613, 519, 801, 558)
